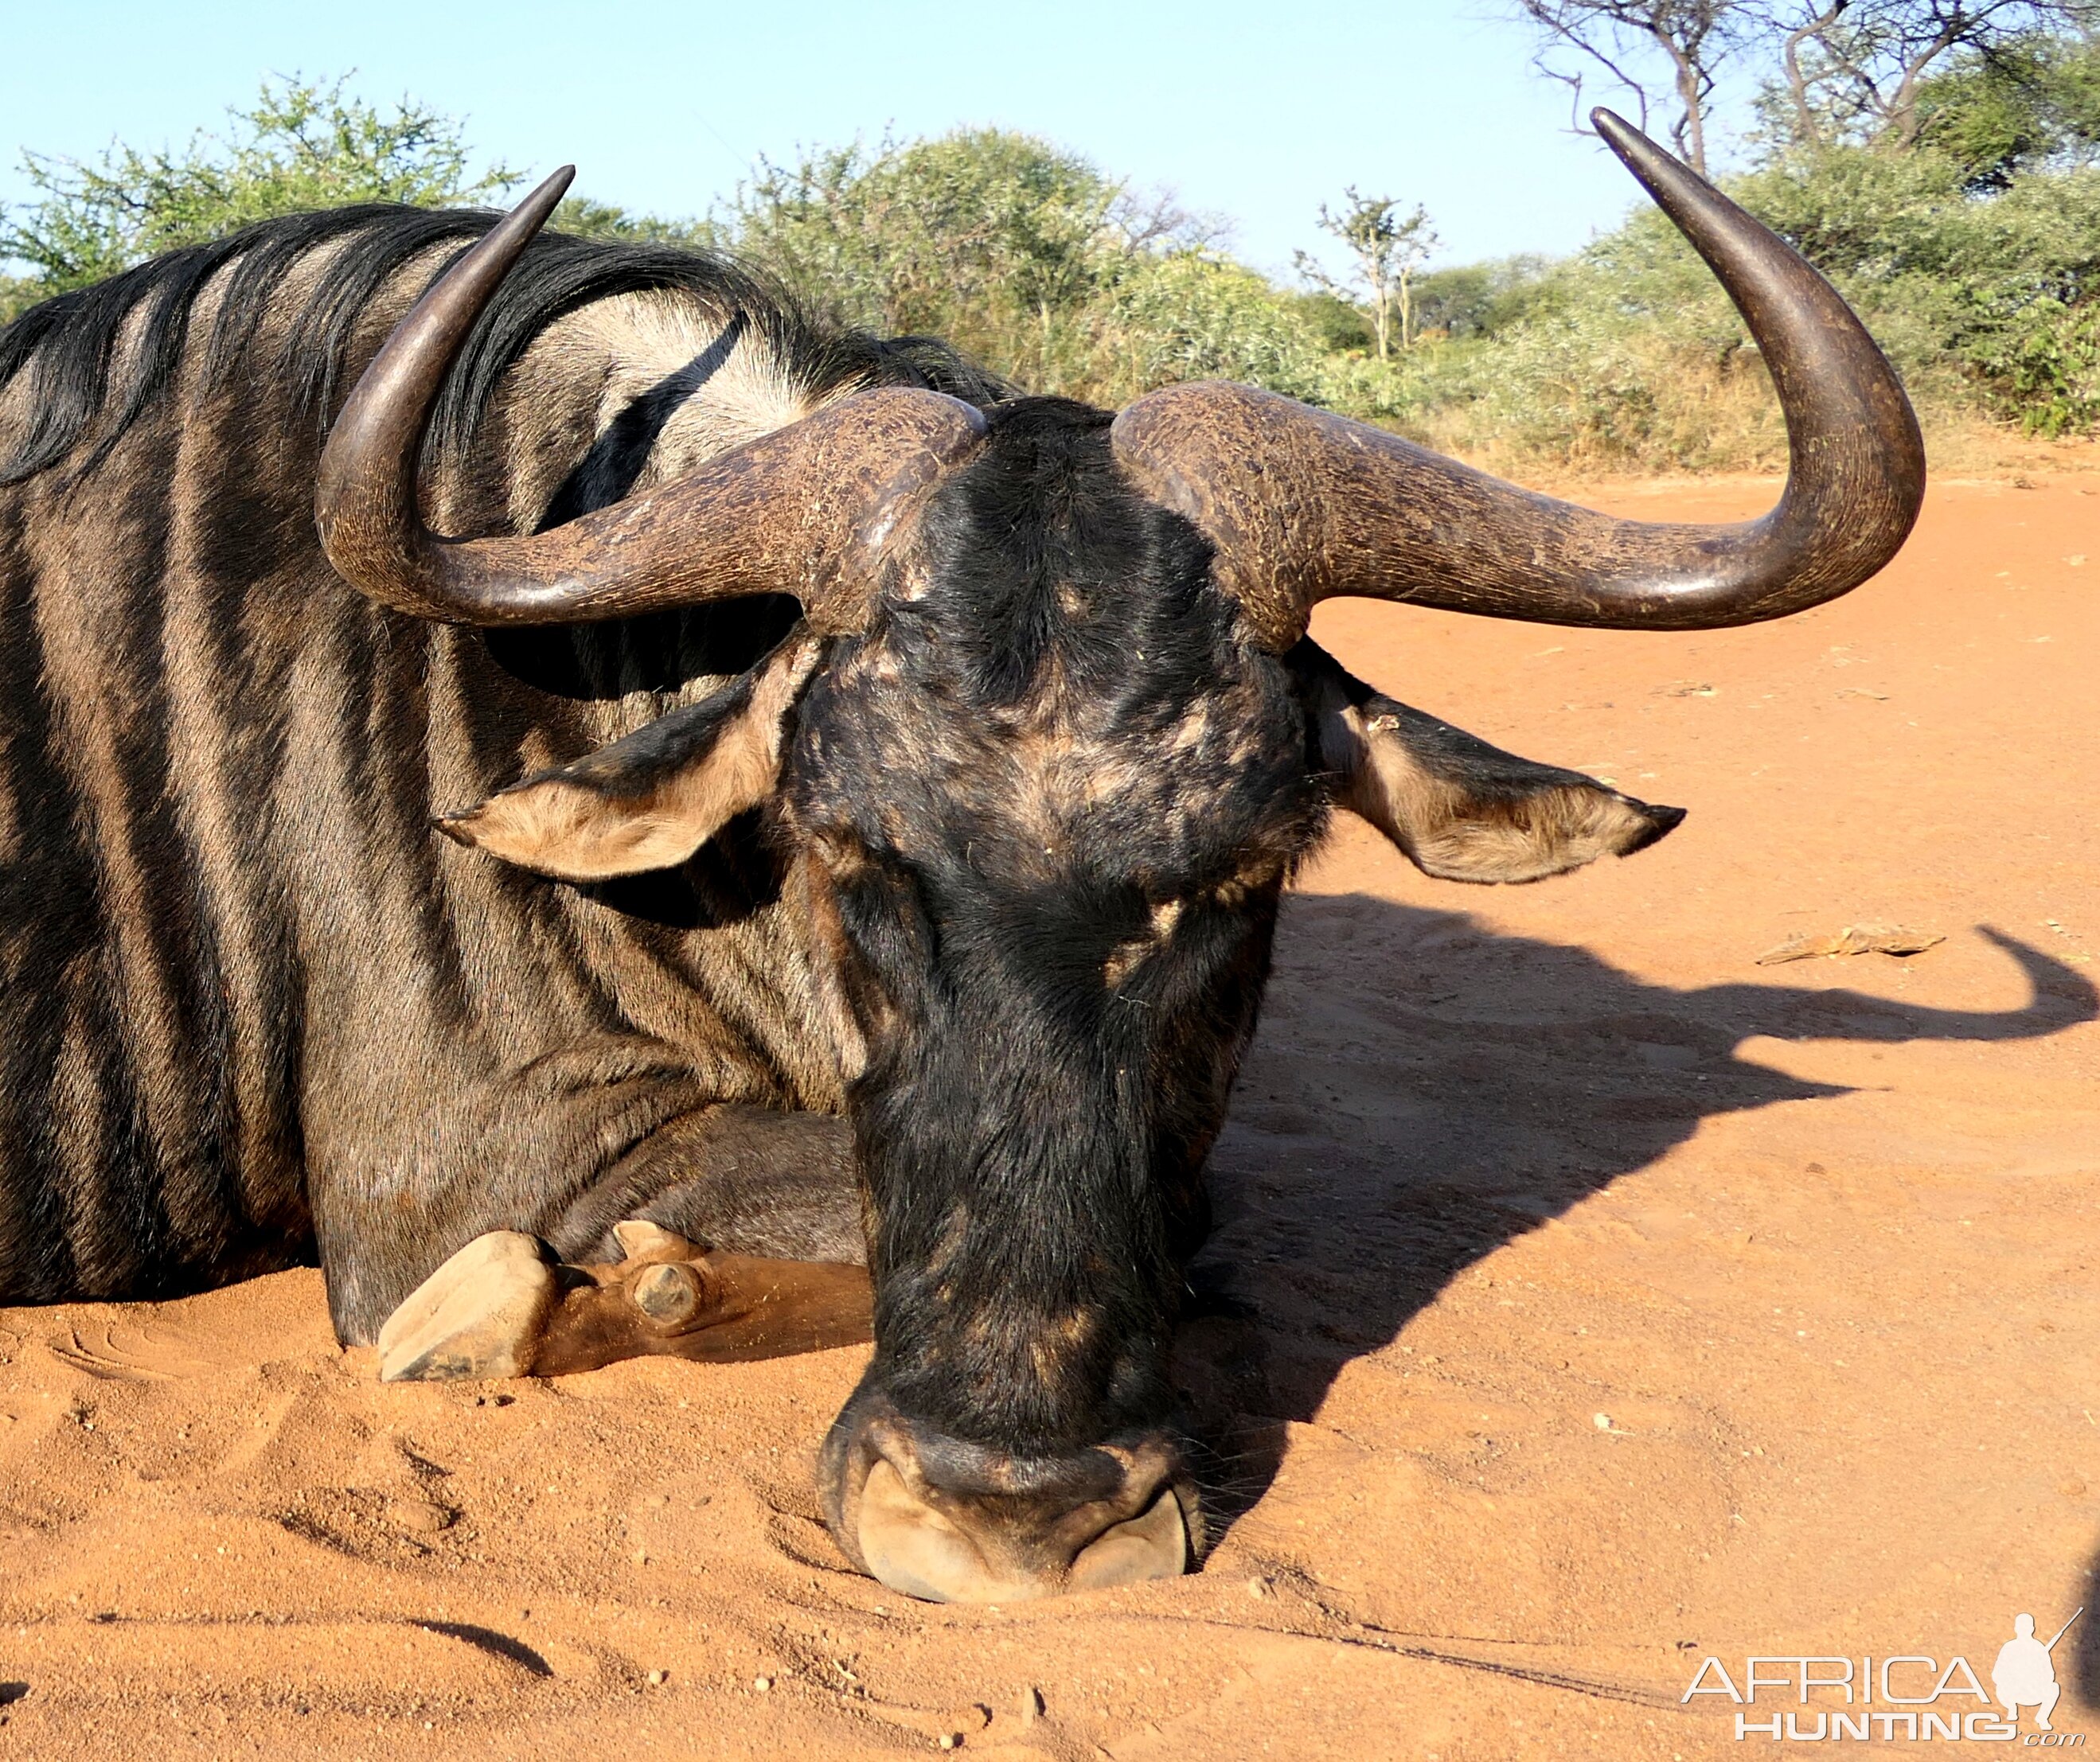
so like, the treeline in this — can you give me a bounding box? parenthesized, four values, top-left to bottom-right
(1415, 1, 2100, 467)
(6, 35, 2100, 474)
(0, 82, 1352, 415)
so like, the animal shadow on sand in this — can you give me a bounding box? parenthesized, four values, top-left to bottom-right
(2076, 1537, 2100, 1713)
(1185, 893, 2097, 1534)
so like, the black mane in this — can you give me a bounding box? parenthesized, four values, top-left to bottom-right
(0, 203, 1008, 487)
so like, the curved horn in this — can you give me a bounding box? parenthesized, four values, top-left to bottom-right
(317, 167, 986, 633)
(1110, 110, 1926, 650)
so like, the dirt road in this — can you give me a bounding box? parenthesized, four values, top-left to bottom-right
(2, 474, 2094, 1760)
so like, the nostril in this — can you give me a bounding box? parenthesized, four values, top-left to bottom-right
(857, 1458, 1001, 1604)
(1065, 1484, 1188, 1591)
(821, 1387, 1198, 1604)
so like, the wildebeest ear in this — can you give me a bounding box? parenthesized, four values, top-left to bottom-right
(1292, 640, 1684, 884)
(439, 633, 821, 881)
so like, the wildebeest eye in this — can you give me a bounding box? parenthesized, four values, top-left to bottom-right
(806, 828, 876, 881)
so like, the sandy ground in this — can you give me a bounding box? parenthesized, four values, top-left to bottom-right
(2, 474, 2095, 1760)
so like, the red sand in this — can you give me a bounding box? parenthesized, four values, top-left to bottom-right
(2, 474, 2095, 1760)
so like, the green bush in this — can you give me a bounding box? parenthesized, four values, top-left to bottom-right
(550, 196, 717, 254)
(1364, 130, 2100, 466)
(0, 76, 516, 296)
(1735, 145, 2100, 433)
(1099, 251, 1330, 402)
(724, 131, 1118, 392)
(1407, 255, 1555, 340)
(716, 129, 1324, 408)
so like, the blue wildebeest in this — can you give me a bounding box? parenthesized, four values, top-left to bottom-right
(0, 114, 1926, 1601)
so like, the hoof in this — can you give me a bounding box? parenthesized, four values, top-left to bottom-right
(377, 1231, 557, 1382)
(630, 1261, 704, 1324)
(611, 1219, 698, 1262)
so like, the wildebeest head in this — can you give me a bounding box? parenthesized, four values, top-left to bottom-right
(314, 111, 1925, 1601)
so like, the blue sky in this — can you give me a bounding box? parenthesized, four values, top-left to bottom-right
(2, 0, 1693, 279)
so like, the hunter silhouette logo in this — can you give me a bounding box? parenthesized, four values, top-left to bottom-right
(1994, 1612, 2082, 1733)
(1683, 1608, 2086, 1744)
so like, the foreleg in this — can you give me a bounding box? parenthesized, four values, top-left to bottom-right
(376, 1221, 870, 1382)
(361, 1103, 869, 1380)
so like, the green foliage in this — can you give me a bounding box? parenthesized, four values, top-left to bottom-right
(0, 75, 515, 295)
(1407, 255, 1556, 340)
(1914, 35, 2100, 189)
(728, 134, 1106, 328)
(1290, 288, 1377, 353)
(1360, 227, 1791, 472)
(1961, 294, 2100, 432)
(13, 59, 2100, 469)
(1351, 30, 2100, 468)
(716, 128, 1315, 405)
(607, 83, 2100, 457)
(1350, 137, 2100, 466)
(552, 196, 719, 253)
(1739, 142, 2100, 432)
(1100, 252, 1330, 401)
(0, 276, 37, 327)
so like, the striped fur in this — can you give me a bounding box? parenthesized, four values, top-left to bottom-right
(0, 207, 997, 1339)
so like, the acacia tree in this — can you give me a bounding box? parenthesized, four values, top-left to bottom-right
(1759, 0, 2100, 148)
(1294, 190, 1439, 358)
(1510, 0, 1745, 170)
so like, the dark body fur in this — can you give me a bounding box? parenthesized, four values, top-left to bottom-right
(0, 206, 1003, 1339)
